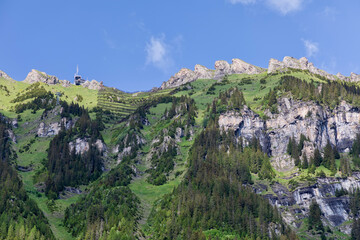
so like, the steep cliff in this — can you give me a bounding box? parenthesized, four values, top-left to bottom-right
(219, 98, 360, 161)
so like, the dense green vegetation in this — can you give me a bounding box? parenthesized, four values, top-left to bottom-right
(264, 75, 360, 110)
(147, 95, 197, 185)
(147, 121, 295, 239)
(0, 114, 55, 240)
(63, 163, 140, 239)
(45, 108, 104, 198)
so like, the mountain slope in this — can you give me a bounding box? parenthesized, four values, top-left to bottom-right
(2, 57, 360, 239)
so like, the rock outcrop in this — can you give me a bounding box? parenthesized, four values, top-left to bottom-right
(218, 107, 270, 154)
(160, 58, 265, 89)
(268, 56, 360, 82)
(268, 57, 336, 81)
(69, 138, 107, 155)
(60, 80, 72, 87)
(350, 72, 360, 82)
(160, 68, 197, 89)
(261, 174, 360, 233)
(7, 129, 16, 143)
(24, 69, 60, 85)
(0, 70, 13, 81)
(82, 80, 104, 90)
(214, 60, 231, 80)
(37, 117, 73, 137)
(219, 98, 360, 166)
(194, 64, 213, 79)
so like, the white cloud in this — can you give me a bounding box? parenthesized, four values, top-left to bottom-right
(228, 0, 256, 4)
(145, 35, 174, 73)
(302, 39, 319, 57)
(227, 0, 305, 15)
(266, 0, 303, 15)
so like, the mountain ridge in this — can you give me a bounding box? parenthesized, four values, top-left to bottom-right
(161, 56, 360, 90)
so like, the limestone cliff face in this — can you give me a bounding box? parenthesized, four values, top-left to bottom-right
(24, 69, 60, 85)
(219, 98, 360, 160)
(218, 106, 270, 154)
(69, 138, 107, 155)
(218, 98, 360, 231)
(260, 174, 360, 233)
(160, 58, 264, 89)
(37, 117, 73, 137)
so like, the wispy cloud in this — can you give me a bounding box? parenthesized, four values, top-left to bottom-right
(103, 30, 116, 49)
(227, 0, 304, 15)
(266, 0, 303, 15)
(145, 35, 174, 73)
(227, 0, 256, 5)
(302, 39, 319, 58)
(322, 6, 338, 21)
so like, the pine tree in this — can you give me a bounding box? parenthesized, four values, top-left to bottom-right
(323, 141, 335, 170)
(313, 148, 323, 167)
(308, 200, 324, 232)
(287, 137, 293, 156)
(302, 154, 309, 169)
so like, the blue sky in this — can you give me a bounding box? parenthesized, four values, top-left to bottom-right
(0, 0, 359, 92)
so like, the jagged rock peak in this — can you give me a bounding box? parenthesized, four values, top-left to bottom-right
(0, 70, 13, 81)
(160, 68, 197, 89)
(24, 69, 59, 85)
(194, 64, 213, 79)
(268, 56, 360, 82)
(160, 58, 265, 89)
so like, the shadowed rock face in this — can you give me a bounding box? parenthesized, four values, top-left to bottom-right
(261, 174, 360, 234)
(218, 98, 360, 233)
(219, 98, 360, 162)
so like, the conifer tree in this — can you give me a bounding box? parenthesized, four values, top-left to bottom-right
(302, 154, 309, 169)
(313, 148, 323, 167)
(308, 200, 324, 232)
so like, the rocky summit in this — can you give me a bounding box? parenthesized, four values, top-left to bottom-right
(161, 56, 360, 89)
(24, 69, 60, 84)
(161, 58, 265, 89)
